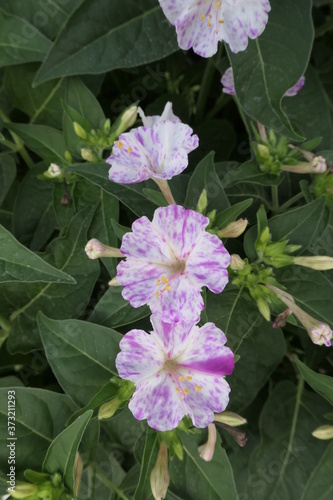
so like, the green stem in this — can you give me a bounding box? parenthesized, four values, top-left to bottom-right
(206, 93, 230, 120)
(233, 97, 251, 137)
(0, 107, 34, 168)
(279, 191, 305, 212)
(196, 49, 221, 124)
(271, 185, 279, 213)
(0, 315, 11, 334)
(92, 468, 128, 500)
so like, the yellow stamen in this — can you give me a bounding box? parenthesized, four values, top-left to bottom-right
(165, 285, 171, 292)
(184, 388, 189, 395)
(161, 275, 165, 283)
(195, 385, 202, 392)
(200, 14, 205, 20)
(179, 376, 185, 382)
(127, 147, 132, 153)
(155, 292, 159, 299)
(175, 387, 180, 393)
(116, 141, 123, 149)
(187, 376, 192, 381)
(165, 278, 169, 283)
(209, 14, 212, 18)
(156, 279, 160, 285)
(207, 21, 212, 27)
(219, 19, 224, 24)
(215, 1, 220, 8)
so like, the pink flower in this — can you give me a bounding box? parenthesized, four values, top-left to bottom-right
(221, 67, 305, 97)
(116, 205, 231, 323)
(158, 0, 271, 57)
(107, 102, 198, 184)
(116, 316, 235, 431)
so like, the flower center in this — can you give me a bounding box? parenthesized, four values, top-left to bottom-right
(200, 2, 224, 33)
(163, 360, 202, 399)
(155, 261, 186, 299)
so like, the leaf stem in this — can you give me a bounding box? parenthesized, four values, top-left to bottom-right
(196, 47, 221, 124)
(271, 185, 279, 213)
(278, 191, 305, 212)
(92, 467, 129, 500)
(153, 178, 176, 205)
(0, 107, 34, 169)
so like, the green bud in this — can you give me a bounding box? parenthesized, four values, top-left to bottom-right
(257, 144, 270, 160)
(268, 255, 294, 268)
(64, 150, 73, 163)
(276, 135, 288, 158)
(268, 129, 277, 146)
(196, 189, 208, 214)
(111, 104, 138, 138)
(73, 122, 87, 140)
(312, 425, 333, 440)
(8, 483, 38, 498)
(51, 473, 63, 489)
(81, 148, 99, 162)
(98, 398, 121, 420)
(206, 209, 216, 225)
(256, 298, 270, 321)
(103, 118, 111, 134)
(214, 411, 247, 427)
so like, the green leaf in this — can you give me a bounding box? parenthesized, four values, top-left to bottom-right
(68, 382, 118, 425)
(207, 286, 286, 411)
(0, 155, 16, 206)
(185, 152, 230, 212)
(35, 0, 178, 84)
(66, 163, 157, 218)
(134, 428, 159, 500)
(43, 410, 92, 493)
(38, 314, 122, 406)
(246, 381, 331, 500)
(12, 165, 56, 250)
(296, 360, 333, 407)
(301, 441, 333, 500)
(0, 225, 75, 284)
(0, 9, 52, 67)
(0, 207, 99, 353)
(89, 287, 150, 330)
(228, 0, 313, 140)
(5, 123, 66, 164)
(0, 0, 83, 41)
(214, 199, 253, 230)
(0, 388, 76, 478)
(169, 433, 238, 500)
(221, 161, 282, 189)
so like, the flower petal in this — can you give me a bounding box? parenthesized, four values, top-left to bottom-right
(138, 101, 181, 127)
(221, 67, 236, 96)
(107, 131, 150, 184)
(186, 232, 230, 293)
(150, 316, 194, 358)
(129, 373, 186, 431)
(152, 205, 209, 259)
(284, 76, 305, 97)
(116, 329, 164, 383)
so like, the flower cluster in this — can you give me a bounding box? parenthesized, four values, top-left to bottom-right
(105, 103, 234, 432)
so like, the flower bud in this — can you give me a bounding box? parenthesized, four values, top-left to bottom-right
(81, 148, 99, 163)
(74, 453, 83, 499)
(293, 255, 333, 271)
(218, 219, 248, 238)
(73, 122, 87, 140)
(198, 424, 217, 462)
(98, 398, 121, 420)
(150, 441, 170, 500)
(257, 144, 270, 160)
(281, 157, 327, 174)
(196, 189, 208, 214)
(9, 483, 38, 498)
(108, 277, 119, 286)
(311, 156, 327, 173)
(64, 150, 73, 162)
(47, 163, 62, 178)
(257, 298, 271, 321)
(103, 118, 111, 134)
(85, 239, 123, 259)
(214, 411, 247, 427)
(112, 104, 138, 137)
(229, 254, 246, 271)
(265, 284, 333, 347)
(312, 425, 333, 440)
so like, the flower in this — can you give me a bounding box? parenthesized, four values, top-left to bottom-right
(158, 0, 271, 56)
(116, 205, 231, 323)
(85, 239, 123, 259)
(107, 102, 198, 184)
(198, 423, 217, 461)
(217, 219, 248, 238)
(116, 316, 235, 431)
(221, 67, 305, 97)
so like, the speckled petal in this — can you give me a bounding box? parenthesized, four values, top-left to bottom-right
(158, 0, 194, 24)
(116, 259, 162, 308)
(129, 373, 186, 431)
(179, 322, 235, 376)
(150, 316, 194, 358)
(186, 232, 230, 293)
(284, 76, 305, 97)
(116, 329, 164, 383)
(149, 274, 204, 323)
(152, 205, 209, 259)
(138, 101, 181, 127)
(221, 0, 271, 53)
(107, 131, 150, 184)
(221, 67, 236, 96)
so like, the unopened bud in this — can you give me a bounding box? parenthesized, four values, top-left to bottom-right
(113, 104, 138, 137)
(257, 144, 270, 159)
(108, 277, 119, 286)
(229, 254, 246, 271)
(312, 425, 333, 440)
(198, 423, 217, 462)
(311, 156, 327, 173)
(257, 298, 271, 321)
(281, 157, 327, 174)
(214, 411, 247, 427)
(73, 122, 87, 140)
(196, 189, 208, 214)
(64, 150, 73, 162)
(103, 118, 111, 134)
(47, 163, 62, 178)
(98, 398, 121, 420)
(81, 148, 99, 163)
(74, 453, 83, 499)
(150, 441, 170, 500)
(293, 255, 333, 271)
(265, 284, 333, 347)
(85, 239, 123, 259)
(218, 219, 248, 238)
(9, 483, 38, 498)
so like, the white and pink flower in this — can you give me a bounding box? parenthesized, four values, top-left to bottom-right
(221, 67, 305, 97)
(116, 205, 231, 323)
(107, 102, 198, 184)
(158, 0, 271, 57)
(116, 316, 235, 431)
